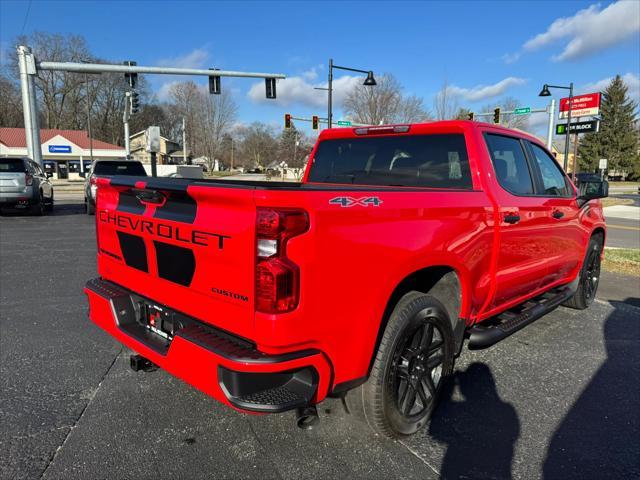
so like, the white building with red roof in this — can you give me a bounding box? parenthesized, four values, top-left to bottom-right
(0, 128, 126, 179)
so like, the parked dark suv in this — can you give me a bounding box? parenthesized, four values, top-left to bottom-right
(0, 157, 54, 215)
(83, 159, 147, 214)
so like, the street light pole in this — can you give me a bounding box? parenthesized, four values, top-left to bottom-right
(539, 82, 574, 171)
(328, 58, 333, 129)
(324, 58, 376, 129)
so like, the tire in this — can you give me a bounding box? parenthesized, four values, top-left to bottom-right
(360, 291, 455, 438)
(45, 191, 54, 212)
(563, 235, 603, 310)
(86, 199, 95, 215)
(31, 193, 44, 216)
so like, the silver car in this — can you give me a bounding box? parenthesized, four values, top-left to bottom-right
(0, 157, 54, 215)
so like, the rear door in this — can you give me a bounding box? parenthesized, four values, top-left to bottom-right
(525, 141, 583, 283)
(0, 158, 27, 194)
(95, 176, 258, 338)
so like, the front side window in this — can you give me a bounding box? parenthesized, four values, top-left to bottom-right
(529, 143, 570, 197)
(485, 134, 534, 195)
(307, 134, 472, 188)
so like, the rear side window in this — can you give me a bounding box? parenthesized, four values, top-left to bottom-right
(307, 134, 472, 188)
(485, 134, 534, 195)
(0, 159, 26, 173)
(529, 143, 570, 197)
(93, 161, 147, 176)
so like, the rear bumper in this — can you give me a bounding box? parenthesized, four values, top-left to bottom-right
(84, 278, 331, 413)
(0, 187, 35, 206)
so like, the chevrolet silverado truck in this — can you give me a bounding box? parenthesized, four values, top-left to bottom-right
(84, 121, 608, 438)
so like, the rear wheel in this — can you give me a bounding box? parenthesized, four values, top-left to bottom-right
(31, 192, 44, 216)
(360, 291, 455, 438)
(563, 235, 602, 310)
(45, 191, 54, 212)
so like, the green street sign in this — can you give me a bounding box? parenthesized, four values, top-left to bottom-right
(514, 107, 531, 115)
(337, 120, 352, 126)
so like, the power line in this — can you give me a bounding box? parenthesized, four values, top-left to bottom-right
(19, 0, 33, 37)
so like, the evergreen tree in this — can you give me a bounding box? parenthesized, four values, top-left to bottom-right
(578, 75, 639, 177)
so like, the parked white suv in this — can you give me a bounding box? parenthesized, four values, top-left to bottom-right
(0, 157, 54, 215)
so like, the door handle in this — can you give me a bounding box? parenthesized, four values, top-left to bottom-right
(504, 214, 520, 224)
(552, 210, 564, 219)
(134, 189, 166, 206)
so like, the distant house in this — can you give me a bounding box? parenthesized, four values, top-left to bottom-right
(129, 131, 190, 165)
(0, 127, 125, 179)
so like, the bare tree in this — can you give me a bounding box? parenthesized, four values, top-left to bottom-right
(344, 74, 430, 125)
(168, 82, 237, 170)
(0, 73, 23, 127)
(433, 79, 460, 120)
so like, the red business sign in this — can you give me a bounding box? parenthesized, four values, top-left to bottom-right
(559, 92, 601, 118)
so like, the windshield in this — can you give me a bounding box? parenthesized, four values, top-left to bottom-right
(93, 161, 147, 176)
(0, 159, 26, 173)
(307, 134, 472, 188)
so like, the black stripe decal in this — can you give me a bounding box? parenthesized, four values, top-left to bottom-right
(116, 189, 146, 215)
(117, 231, 148, 272)
(153, 191, 197, 224)
(154, 241, 195, 287)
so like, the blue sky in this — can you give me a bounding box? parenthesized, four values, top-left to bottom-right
(1, 0, 639, 136)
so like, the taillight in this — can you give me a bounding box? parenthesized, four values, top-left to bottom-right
(25, 173, 33, 186)
(255, 207, 309, 314)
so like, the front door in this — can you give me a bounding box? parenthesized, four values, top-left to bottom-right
(57, 161, 68, 179)
(526, 141, 583, 284)
(483, 133, 550, 311)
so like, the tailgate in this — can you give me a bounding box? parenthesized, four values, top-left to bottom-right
(95, 176, 257, 338)
(0, 173, 26, 193)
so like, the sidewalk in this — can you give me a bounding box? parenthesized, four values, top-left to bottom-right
(604, 205, 640, 221)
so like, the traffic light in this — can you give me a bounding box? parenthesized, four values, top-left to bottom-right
(493, 107, 501, 124)
(130, 91, 140, 114)
(312, 115, 319, 130)
(124, 61, 137, 89)
(284, 114, 292, 129)
(468, 112, 474, 121)
(209, 68, 221, 94)
(265, 78, 277, 99)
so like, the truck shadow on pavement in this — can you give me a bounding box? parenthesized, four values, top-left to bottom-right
(543, 300, 640, 479)
(429, 362, 520, 479)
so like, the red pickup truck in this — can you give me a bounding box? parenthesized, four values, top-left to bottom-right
(85, 121, 607, 438)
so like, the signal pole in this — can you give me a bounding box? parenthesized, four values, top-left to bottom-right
(123, 92, 131, 158)
(182, 118, 188, 165)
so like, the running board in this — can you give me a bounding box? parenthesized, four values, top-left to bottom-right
(468, 287, 574, 350)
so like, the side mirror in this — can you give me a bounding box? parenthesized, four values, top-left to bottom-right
(46, 172, 53, 178)
(78, 172, 86, 178)
(578, 179, 608, 201)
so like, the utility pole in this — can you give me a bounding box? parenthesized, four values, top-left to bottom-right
(123, 92, 131, 158)
(17, 45, 43, 167)
(182, 118, 188, 165)
(230, 139, 234, 171)
(328, 58, 333, 129)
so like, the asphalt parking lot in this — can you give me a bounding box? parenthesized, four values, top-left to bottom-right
(1, 200, 639, 480)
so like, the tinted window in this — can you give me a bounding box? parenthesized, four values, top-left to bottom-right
(93, 161, 147, 176)
(0, 159, 26, 172)
(308, 134, 472, 188)
(485, 134, 534, 195)
(529, 143, 570, 196)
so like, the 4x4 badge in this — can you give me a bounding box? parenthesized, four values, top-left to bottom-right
(329, 196, 383, 208)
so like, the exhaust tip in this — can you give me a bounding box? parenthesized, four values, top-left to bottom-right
(296, 406, 319, 430)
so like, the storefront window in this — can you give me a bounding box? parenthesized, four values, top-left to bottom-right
(69, 160, 80, 173)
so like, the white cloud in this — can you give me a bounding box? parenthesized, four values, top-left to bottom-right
(511, 1, 640, 62)
(581, 72, 640, 100)
(247, 69, 361, 108)
(447, 77, 528, 102)
(156, 47, 210, 69)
